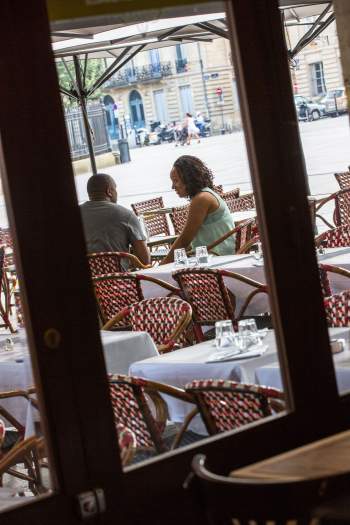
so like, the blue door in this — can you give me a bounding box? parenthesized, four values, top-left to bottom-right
(129, 90, 145, 129)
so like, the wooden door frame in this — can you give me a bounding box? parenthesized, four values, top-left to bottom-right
(0, 1, 348, 524)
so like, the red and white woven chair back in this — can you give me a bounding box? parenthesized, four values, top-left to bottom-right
(334, 189, 350, 227)
(221, 188, 241, 213)
(324, 290, 350, 327)
(224, 192, 254, 214)
(131, 196, 170, 237)
(144, 213, 170, 238)
(319, 265, 332, 298)
(235, 218, 257, 252)
(93, 273, 143, 324)
(186, 379, 282, 434)
(131, 196, 164, 215)
(213, 184, 224, 196)
(109, 375, 164, 451)
(173, 268, 234, 325)
(319, 225, 350, 248)
(0, 228, 13, 249)
(0, 419, 5, 446)
(169, 205, 190, 235)
(335, 171, 350, 190)
(88, 252, 125, 277)
(129, 297, 191, 347)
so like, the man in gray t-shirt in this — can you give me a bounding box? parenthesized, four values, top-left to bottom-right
(80, 174, 150, 267)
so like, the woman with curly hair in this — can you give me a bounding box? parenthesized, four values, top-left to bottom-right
(161, 155, 235, 264)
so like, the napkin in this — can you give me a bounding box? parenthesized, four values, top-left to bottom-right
(206, 344, 268, 363)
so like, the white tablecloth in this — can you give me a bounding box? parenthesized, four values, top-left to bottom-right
(0, 330, 158, 430)
(255, 327, 350, 394)
(130, 327, 350, 433)
(135, 247, 350, 316)
(130, 331, 278, 433)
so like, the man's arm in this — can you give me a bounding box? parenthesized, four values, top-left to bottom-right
(132, 239, 151, 266)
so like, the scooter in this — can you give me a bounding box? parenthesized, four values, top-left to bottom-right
(157, 124, 176, 143)
(195, 117, 211, 137)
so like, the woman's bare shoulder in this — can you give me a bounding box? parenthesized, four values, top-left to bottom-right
(191, 190, 218, 211)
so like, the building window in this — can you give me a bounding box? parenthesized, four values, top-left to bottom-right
(179, 85, 194, 115)
(175, 44, 188, 73)
(310, 61, 326, 95)
(153, 89, 168, 124)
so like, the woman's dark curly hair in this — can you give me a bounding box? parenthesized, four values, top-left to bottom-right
(173, 155, 214, 198)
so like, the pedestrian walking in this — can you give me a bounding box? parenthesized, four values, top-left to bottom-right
(184, 112, 200, 145)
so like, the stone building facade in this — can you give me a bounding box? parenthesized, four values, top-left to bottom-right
(101, 37, 241, 137)
(287, 19, 344, 99)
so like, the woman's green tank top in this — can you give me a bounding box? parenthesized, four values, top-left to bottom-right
(191, 187, 235, 255)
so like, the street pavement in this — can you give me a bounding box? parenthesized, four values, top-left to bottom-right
(74, 114, 350, 210)
(0, 114, 349, 227)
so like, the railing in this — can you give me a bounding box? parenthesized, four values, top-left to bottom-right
(64, 103, 111, 160)
(104, 62, 172, 88)
(175, 58, 188, 74)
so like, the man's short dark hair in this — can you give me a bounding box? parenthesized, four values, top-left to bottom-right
(87, 174, 115, 197)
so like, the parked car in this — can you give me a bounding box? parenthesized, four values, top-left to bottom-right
(294, 95, 326, 121)
(324, 87, 348, 116)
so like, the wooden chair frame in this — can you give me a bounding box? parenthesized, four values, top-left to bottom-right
(205, 218, 257, 255)
(109, 375, 196, 455)
(0, 436, 46, 496)
(315, 188, 350, 230)
(88, 251, 151, 277)
(334, 170, 350, 190)
(186, 454, 350, 524)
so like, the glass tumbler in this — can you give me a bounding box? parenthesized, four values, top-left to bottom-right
(215, 320, 234, 348)
(195, 245, 209, 266)
(174, 248, 188, 267)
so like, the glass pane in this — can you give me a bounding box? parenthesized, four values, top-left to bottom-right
(288, 9, 350, 396)
(0, 186, 53, 510)
(50, 1, 296, 468)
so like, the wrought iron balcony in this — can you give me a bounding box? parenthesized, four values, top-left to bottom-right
(104, 62, 172, 88)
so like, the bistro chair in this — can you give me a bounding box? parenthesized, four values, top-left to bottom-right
(220, 188, 240, 213)
(93, 272, 180, 328)
(223, 191, 255, 214)
(315, 224, 350, 248)
(109, 374, 198, 460)
(131, 196, 171, 238)
(334, 170, 350, 190)
(0, 435, 46, 496)
(169, 205, 190, 235)
(116, 424, 137, 467)
(186, 453, 350, 525)
(0, 246, 15, 333)
(206, 218, 258, 255)
(185, 380, 284, 435)
(173, 268, 268, 342)
(324, 289, 350, 327)
(103, 297, 193, 353)
(88, 251, 150, 277)
(319, 263, 350, 298)
(0, 228, 13, 250)
(213, 184, 225, 196)
(315, 188, 350, 229)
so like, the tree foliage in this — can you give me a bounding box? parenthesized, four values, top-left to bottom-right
(56, 58, 106, 106)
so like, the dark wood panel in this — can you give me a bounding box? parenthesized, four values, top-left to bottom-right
(0, 0, 123, 521)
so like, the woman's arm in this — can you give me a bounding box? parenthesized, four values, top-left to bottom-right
(160, 193, 215, 265)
